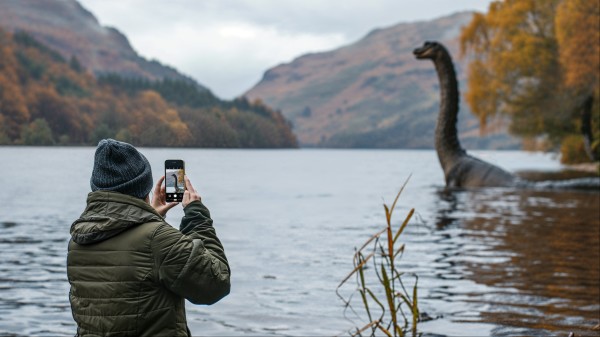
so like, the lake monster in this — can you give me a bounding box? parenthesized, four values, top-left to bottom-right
(172, 173, 183, 193)
(413, 41, 599, 189)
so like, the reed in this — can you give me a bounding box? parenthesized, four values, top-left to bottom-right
(337, 176, 419, 336)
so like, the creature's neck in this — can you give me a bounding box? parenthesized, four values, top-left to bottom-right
(432, 49, 465, 170)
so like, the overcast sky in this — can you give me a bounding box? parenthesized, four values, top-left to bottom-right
(78, 0, 493, 99)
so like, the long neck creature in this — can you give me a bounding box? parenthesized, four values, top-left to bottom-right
(171, 174, 180, 193)
(429, 43, 464, 171)
(413, 41, 599, 190)
(413, 41, 516, 188)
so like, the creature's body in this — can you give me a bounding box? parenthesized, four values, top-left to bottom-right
(444, 155, 516, 188)
(413, 41, 600, 190)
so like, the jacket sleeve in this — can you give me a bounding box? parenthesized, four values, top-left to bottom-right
(151, 200, 230, 305)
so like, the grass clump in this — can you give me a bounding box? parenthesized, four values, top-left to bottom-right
(337, 176, 419, 337)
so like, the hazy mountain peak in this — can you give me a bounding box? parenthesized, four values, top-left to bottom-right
(0, 0, 205, 89)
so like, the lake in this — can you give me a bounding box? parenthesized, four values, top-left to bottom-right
(0, 147, 598, 336)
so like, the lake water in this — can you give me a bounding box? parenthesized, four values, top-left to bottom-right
(0, 147, 598, 336)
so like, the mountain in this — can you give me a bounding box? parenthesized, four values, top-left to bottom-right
(0, 30, 296, 147)
(0, 0, 296, 148)
(245, 12, 520, 149)
(0, 0, 203, 88)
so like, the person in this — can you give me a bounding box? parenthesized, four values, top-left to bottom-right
(67, 139, 230, 336)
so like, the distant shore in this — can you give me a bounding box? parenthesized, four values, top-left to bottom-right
(517, 162, 600, 181)
(564, 162, 600, 173)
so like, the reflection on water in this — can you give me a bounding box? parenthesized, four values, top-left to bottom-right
(429, 189, 599, 336)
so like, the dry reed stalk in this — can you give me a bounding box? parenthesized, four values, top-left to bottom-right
(337, 176, 419, 337)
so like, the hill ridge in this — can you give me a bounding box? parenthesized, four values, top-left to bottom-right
(246, 11, 519, 149)
(0, 0, 205, 89)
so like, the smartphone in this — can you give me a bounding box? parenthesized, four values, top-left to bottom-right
(165, 159, 185, 202)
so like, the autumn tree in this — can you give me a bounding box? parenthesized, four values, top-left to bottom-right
(20, 118, 55, 145)
(0, 73, 30, 139)
(125, 90, 192, 146)
(0, 115, 11, 144)
(556, 0, 600, 161)
(0, 31, 30, 140)
(460, 0, 599, 162)
(28, 86, 86, 143)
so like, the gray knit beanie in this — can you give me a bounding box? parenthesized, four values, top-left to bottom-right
(90, 139, 153, 199)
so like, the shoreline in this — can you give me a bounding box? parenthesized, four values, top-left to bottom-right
(563, 162, 600, 173)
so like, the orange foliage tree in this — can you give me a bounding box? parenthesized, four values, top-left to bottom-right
(0, 33, 30, 140)
(555, 0, 600, 93)
(127, 90, 192, 147)
(460, 0, 600, 162)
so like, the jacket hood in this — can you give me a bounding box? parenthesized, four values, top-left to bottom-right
(70, 191, 163, 245)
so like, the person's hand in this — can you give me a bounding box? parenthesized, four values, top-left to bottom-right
(182, 175, 201, 208)
(151, 176, 179, 217)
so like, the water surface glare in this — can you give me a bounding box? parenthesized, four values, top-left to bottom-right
(0, 148, 598, 336)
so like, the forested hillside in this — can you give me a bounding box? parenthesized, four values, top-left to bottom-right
(0, 30, 297, 147)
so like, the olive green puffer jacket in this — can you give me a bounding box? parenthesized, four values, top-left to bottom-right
(67, 191, 230, 336)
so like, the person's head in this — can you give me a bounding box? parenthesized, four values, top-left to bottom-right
(90, 139, 153, 200)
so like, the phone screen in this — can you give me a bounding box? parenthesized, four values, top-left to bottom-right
(165, 160, 185, 202)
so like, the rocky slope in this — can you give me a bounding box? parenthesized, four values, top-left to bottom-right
(0, 0, 203, 88)
(245, 12, 519, 149)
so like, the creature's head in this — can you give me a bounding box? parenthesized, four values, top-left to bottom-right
(413, 41, 442, 60)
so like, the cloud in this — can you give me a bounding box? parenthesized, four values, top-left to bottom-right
(79, 0, 493, 98)
(129, 19, 345, 98)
